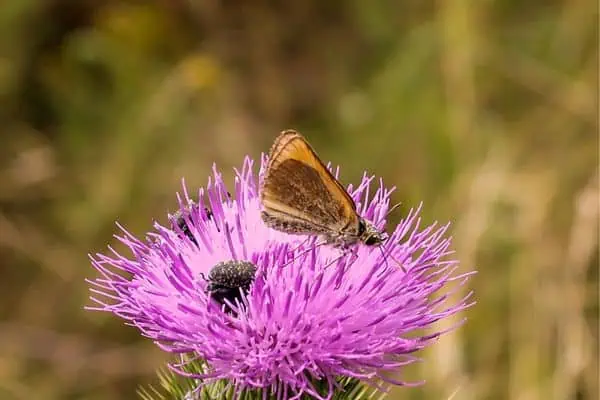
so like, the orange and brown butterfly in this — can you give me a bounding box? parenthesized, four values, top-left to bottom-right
(260, 130, 387, 249)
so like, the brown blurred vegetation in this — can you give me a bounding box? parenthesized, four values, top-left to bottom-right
(0, 0, 598, 399)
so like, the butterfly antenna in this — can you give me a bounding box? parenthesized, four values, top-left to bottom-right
(383, 202, 402, 219)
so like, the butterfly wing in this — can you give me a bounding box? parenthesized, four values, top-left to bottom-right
(261, 130, 359, 235)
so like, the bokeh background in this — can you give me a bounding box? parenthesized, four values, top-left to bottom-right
(1, 1, 598, 399)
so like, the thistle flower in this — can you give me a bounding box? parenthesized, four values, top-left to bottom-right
(87, 156, 474, 399)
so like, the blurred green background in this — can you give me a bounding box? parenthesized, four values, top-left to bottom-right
(0, 0, 598, 399)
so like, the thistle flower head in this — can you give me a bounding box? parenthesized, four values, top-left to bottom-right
(88, 157, 474, 399)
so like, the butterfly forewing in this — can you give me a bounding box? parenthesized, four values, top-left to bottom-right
(261, 131, 359, 236)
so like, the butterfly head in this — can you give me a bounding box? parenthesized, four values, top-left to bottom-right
(358, 218, 387, 246)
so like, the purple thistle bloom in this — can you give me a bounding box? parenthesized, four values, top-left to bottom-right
(87, 156, 474, 399)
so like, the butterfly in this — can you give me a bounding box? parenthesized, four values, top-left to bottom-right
(260, 130, 388, 249)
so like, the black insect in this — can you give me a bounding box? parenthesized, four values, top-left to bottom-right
(168, 202, 213, 245)
(169, 193, 234, 244)
(205, 260, 257, 313)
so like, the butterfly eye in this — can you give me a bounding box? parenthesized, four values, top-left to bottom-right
(364, 234, 381, 246)
(357, 220, 367, 236)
